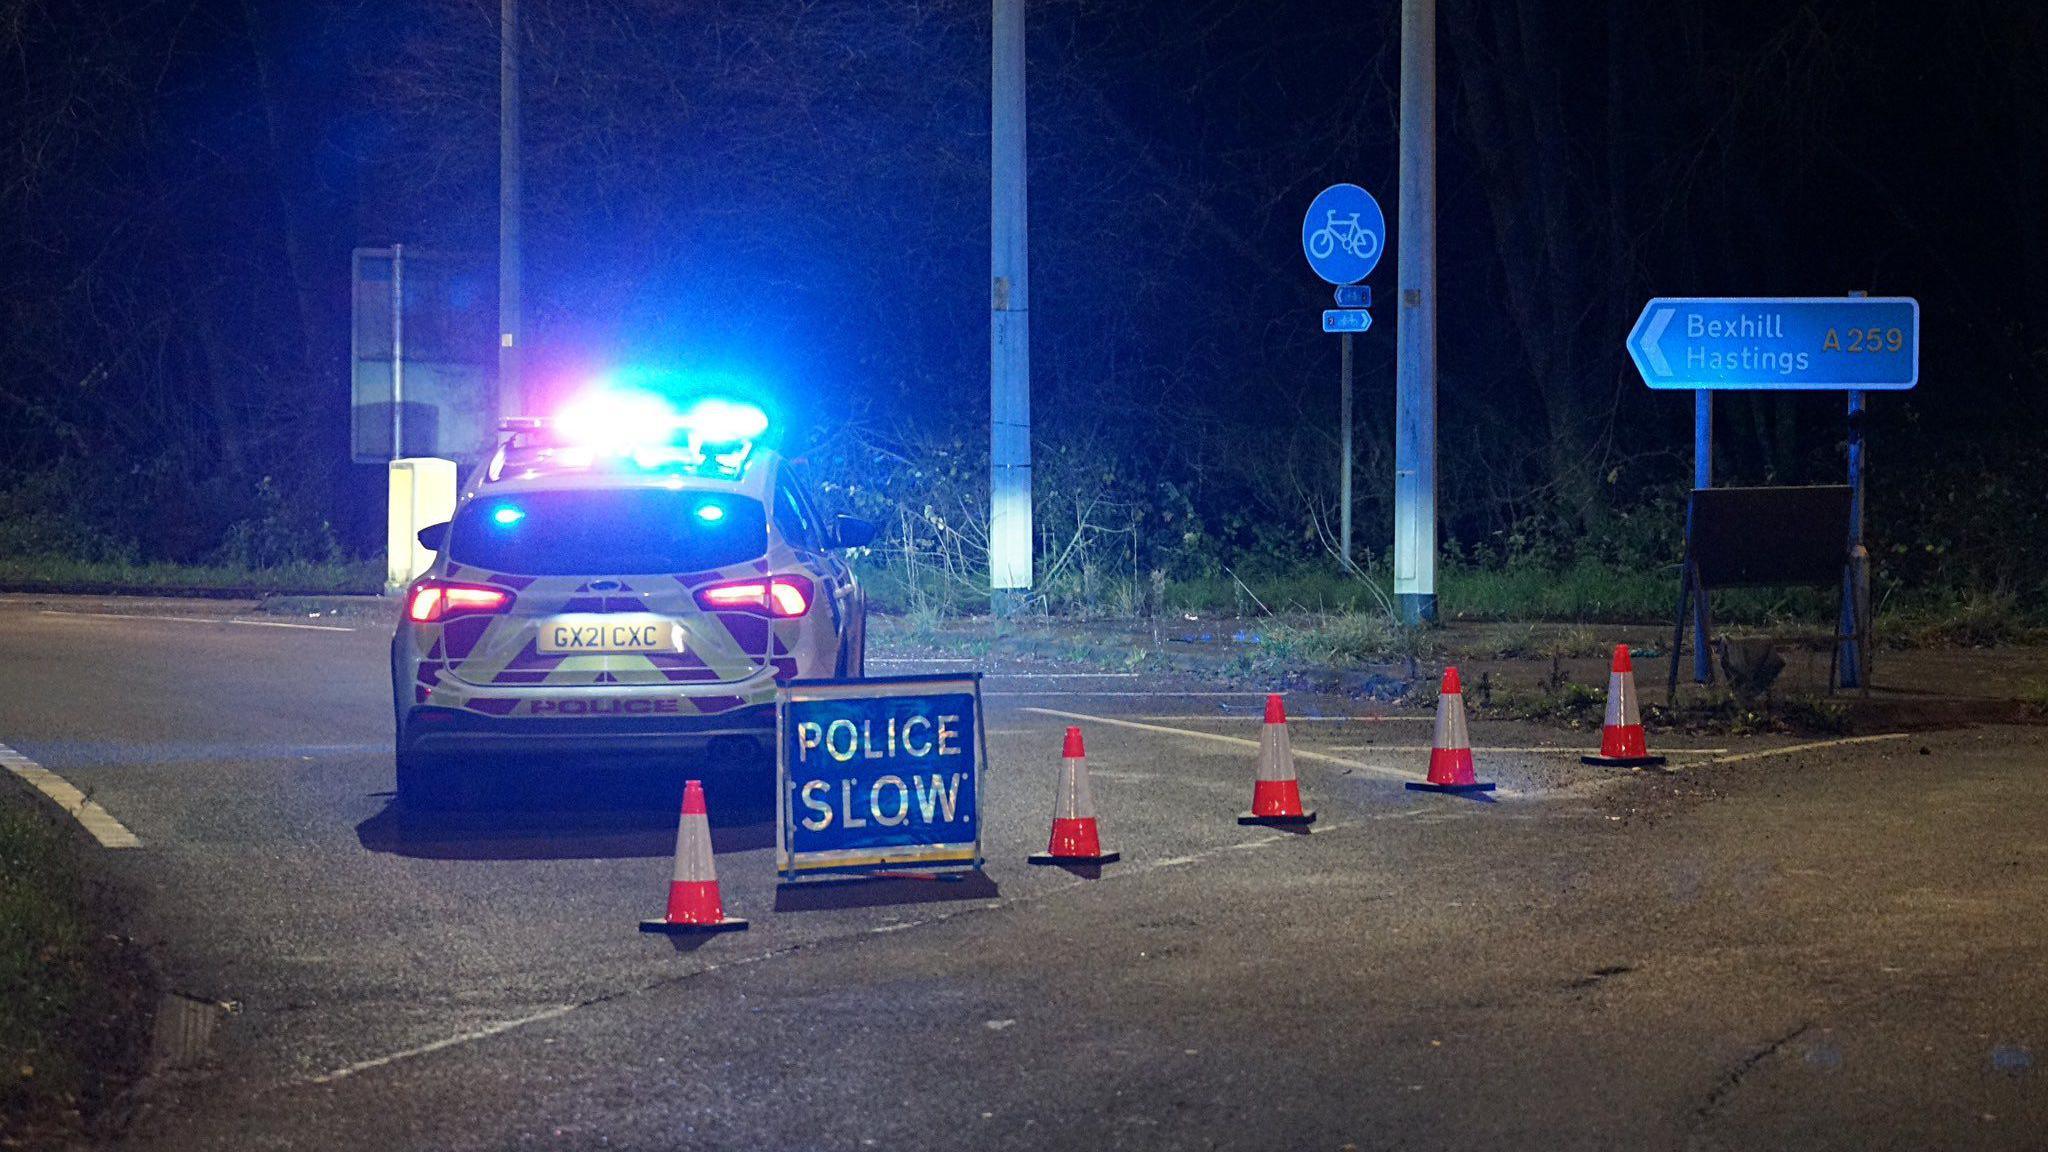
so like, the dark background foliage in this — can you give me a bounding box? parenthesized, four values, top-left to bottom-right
(2, 1, 2042, 605)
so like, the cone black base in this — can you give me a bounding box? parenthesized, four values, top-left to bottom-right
(1238, 811, 1317, 827)
(1028, 851, 1120, 865)
(639, 917, 749, 934)
(1580, 753, 1667, 768)
(1405, 781, 1497, 794)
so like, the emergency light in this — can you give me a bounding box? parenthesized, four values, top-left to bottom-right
(491, 390, 771, 481)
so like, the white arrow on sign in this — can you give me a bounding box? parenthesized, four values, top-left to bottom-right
(1640, 307, 1674, 377)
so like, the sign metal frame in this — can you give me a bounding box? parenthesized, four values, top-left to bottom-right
(774, 673, 988, 882)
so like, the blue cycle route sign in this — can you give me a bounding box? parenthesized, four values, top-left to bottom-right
(1301, 183, 1386, 286)
(1626, 297, 1920, 390)
(776, 674, 985, 880)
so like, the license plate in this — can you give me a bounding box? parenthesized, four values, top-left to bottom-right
(538, 613, 681, 654)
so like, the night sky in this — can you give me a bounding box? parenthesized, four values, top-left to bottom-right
(2, 0, 2041, 586)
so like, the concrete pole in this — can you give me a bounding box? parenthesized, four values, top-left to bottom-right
(497, 0, 523, 423)
(1393, 0, 1437, 624)
(989, 0, 1033, 606)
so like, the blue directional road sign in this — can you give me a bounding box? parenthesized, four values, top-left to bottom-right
(776, 674, 985, 880)
(1302, 183, 1386, 285)
(1322, 310, 1372, 333)
(1626, 297, 1919, 390)
(1333, 284, 1372, 308)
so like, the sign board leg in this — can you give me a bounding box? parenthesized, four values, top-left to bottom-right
(1339, 332, 1353, 570)
(1839, 388, 1868, 690)
(1692, 391, 1712, 683)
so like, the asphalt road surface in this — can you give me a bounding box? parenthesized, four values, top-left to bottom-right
(2, 595, 2043, 1151)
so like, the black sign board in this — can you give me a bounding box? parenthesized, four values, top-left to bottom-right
(1670, 485, 1860, 699)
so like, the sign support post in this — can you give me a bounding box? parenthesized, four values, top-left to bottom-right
(1339, 332, 1354, 567)
(1691, 389, 1711, 682)
(1303, 187, 1384, 581)
(1840, 388, 1868, 690)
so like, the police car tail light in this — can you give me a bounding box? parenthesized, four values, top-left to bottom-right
(694, 575, 812, 618)
(406, 580, 516, 624)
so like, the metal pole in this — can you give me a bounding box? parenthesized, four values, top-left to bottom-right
(1393, 0, 1437, 624)
(497, 0, 522, 423)
(391, 244, 405, 459)
(1340, 331, 1354, 569)
(1692, 389, 1711, 682)
(1841, 388, 1868, 689)
(989, 0, 1033, 607)
(1839, 288, 1870, 690)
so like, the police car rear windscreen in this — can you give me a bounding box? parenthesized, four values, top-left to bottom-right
(448, 490, 768, 576)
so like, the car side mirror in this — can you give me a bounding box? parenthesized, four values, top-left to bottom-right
(417, 522, 449, 552)
(827, 514, 875, 549)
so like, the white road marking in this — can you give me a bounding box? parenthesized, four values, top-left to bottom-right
(984, 672, 1143, 680)
(989, 690, 1269, 699)
(1022, 706, 1429, 784)
(305, 1004, 584, 1085)
(1322, 744, 1729, 756)
(1695, 732, 1908, 767)
(1132, 714, 1432, 723)
(0, 743, 142, 849)
(38, 609, 355, 633)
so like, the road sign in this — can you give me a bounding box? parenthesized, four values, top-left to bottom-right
(350, 247, 497, 462)
(1626, 297, 1919, 390)
(776, 674, 985, 881)
(1322, 310, 1373, 333)
(1333, 284, 1372, 308)
(1302, 183, 1386, 285)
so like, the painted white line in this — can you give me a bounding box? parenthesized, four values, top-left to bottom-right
(306, 1003, 583, 1085)
(1695, 732, 1908, 768)
(1022, 706, 1428, 784)
(0, 744, 142, 849)
(989, 690, 1268, 699)
(38, 609, 354, 633)
(1322, 744, 1729, 756)
(982, 672, 1141, 680)
(1132, 714, 1432, 723)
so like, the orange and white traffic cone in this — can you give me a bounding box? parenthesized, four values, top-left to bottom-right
(640, 780, 748, 934)
(1239, 693, 1316, 826)
(1582, 644, 1666, 767)
(1028, 727, 1120, 865)
(1405, 667, 1497, 795)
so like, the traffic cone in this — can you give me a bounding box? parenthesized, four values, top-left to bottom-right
(1405, 667, 1497, 795)
(1029, 727, 1120, 865)
(1239, 693, 1315, 826)
(1582, 644, 1666, 767)
(640, 780, 748, 934)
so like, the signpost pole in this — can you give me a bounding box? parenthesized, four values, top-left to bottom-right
(1340, 332, 1353, 570)
(1692, 388, 1710, 682)
(1841, 387, 1868, 690)
(1394, 0, 1438, 623)
(391, 244, 405, 461)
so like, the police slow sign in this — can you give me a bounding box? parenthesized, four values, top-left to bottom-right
(776, 674, 985, 880)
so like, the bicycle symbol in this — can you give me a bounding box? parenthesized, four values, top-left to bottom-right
(1308, 210, 1380, 264)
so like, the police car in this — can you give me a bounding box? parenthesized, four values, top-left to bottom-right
(391, 393, 873, 808)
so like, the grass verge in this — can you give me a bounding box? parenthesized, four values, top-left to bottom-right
(0, 556, 381, 598)
(0, 785, 153, 1147)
